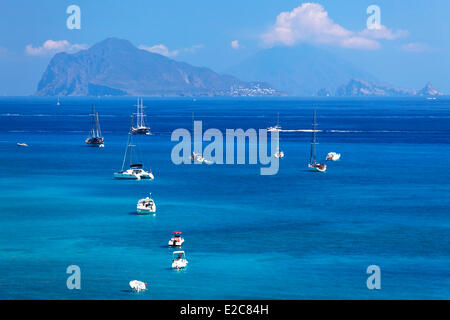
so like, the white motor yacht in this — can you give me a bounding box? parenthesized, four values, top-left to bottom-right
(137, 195, 156, 215)
(172, 251, 188, 269)
(326, 152, 341, 161)
(129, 280, 147, 292)
(168, 231, 184, 246)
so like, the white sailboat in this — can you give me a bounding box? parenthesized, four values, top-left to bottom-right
(114, 116, 154, 180)
(131, 98, 151, 135)
(191, 112, 213, 164)
(308, 109, 327, 172)
(56, 97, 61, 106)
(268, 112, 282, 132)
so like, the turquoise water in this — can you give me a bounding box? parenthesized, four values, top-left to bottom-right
(0, 97, 449, 299)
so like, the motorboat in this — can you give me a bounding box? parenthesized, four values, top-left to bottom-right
(114, 116, 154, 180)
(168, 231, 184, 246)
(129, 280, 147, 292)
(274, 150, 285, 158)
(17, 143, 28, 147)
(308, 109, 327, 172)
(85, 104, 104, 147)
(137, 195, 156, 215)
(131, 98, 151, 135)
(172, 251, 188, 269)
(326, 152, 341, 161)
(192, 152, 213, 164)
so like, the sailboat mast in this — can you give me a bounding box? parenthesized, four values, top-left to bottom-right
(310, 109, 317, 164)
(91, 104, 96, 137)
(129, 116, 133, 166)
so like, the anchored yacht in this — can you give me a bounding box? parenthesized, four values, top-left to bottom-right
(114, 116, 154, 180)
(172, 251, 188, 269)
(137, 195, 156, 215)
(131, 99, 151, 135)
(308, 109, 327, 172)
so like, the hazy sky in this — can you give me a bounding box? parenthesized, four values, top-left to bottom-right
(0, 0, 448, 95)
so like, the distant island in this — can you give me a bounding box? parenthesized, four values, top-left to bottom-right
(35, 38, 283, 97)
(334, 79, 443, 97)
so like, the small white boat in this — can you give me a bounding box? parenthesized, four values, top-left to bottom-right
(168, 231, 184, 246)
(137, 195, 156, 215)
(172, 251, 188, 269)
(308, 163, 327, 172)
(56, 97, 61, 106)
(17, 143, 28, 147)
(129, 280, 147, 292)
(274, 150, 284, 158)
(192, 152, 213, 164)
(326, 152, 341, 161)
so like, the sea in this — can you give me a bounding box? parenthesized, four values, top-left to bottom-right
(0, 96, 449, 299)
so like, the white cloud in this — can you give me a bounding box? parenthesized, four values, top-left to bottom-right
(401, 42, 431, 53)
(139, 44, 179, 57)
(359, 25, 408, 40)
(231, 40, 240, 49)
(25, 40, 88, 56)
(262, 3, 406, 50)
(139, 44, 204, 57)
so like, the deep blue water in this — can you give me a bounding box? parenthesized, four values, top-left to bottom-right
(0, 97, 449, 299)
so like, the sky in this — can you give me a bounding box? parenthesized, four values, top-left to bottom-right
(0, 0, 448, 95)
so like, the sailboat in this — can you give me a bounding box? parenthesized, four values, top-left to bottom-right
(131, 98, 151, 135)
(85, 104, 104, 147)
(114, 116, 154, 180)
(56, 97, 61, 106)
(308, 109, 327, 172)
(268, 112, 282, 132)
(190, 112, 212, 164)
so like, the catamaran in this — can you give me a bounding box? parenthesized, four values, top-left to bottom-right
(308, 109, 327, 172)
(85, 104, 104, 147)
(268, 112, 282, 132)
(131, 98, 151, 135)
(114, 116, 154, 180)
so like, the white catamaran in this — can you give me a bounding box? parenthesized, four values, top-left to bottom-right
(131, 98, 151, 135)
(85, 104, 104, 147)
(308, 109, 327, 172)
(114, 116, 154, 180)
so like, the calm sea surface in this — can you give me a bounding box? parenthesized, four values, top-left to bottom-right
(0, 97, 449, 299)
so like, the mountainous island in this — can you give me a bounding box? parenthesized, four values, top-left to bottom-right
(35, 37, 444, 97)
(35, 38, 283, 97)
(335, 79, 443, 97)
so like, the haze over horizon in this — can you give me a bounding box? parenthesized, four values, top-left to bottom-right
(0, 0, 448, 95)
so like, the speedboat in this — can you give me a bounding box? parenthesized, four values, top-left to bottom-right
(326, 152, 341, 161)
(192, 152, 213, 164)
(114, 164, 154, 180)
(129, 280, 147, 292)
(168, 231, 184, 246)
(172, 251, 188, 269)
(274, 150, 284, 158)
(137, 195, 156, 215)
(17, 143, 28, 147)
